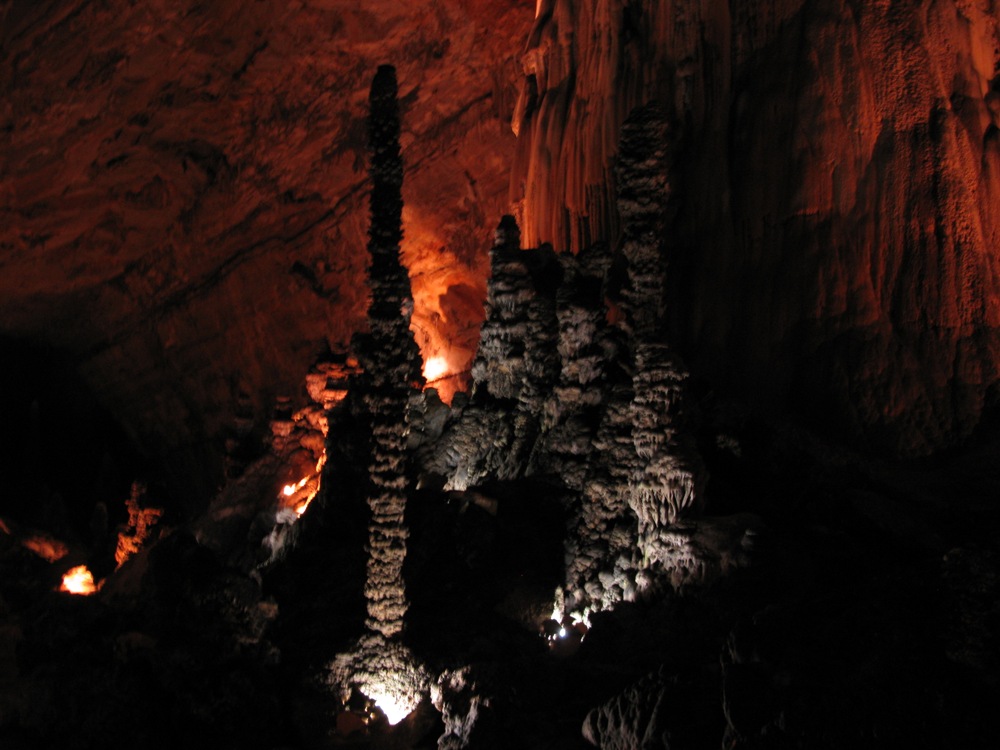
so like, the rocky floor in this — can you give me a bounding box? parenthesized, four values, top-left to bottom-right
(1, 401, 998, 749)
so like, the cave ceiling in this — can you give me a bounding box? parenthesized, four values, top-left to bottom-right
(0, 0, 533, 496)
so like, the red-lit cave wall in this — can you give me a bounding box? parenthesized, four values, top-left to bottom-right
(4, 0, 1000, 505)
(0, 0, 533, 498)
(513, 0, 1000, 454)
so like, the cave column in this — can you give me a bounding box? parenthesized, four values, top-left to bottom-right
(330, 65, 427, 727)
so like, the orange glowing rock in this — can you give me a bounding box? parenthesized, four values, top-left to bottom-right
(60, 565, 98, 595)
(115, 484, 164, 568)
(20, 535, 69, 563)
(279, 452, 327, 517)
(423, 356, 449, 382)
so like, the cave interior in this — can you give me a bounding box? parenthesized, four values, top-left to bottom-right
(1, 1, 999, 749)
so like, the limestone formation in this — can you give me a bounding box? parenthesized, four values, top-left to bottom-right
(0, 0, 533, 503)
(530, 243, 613, 491)
(581, 667, 717, 750)
(431, 666, 501, 750)
(434, 216, 560, 490)
(514, 0, 1000, 456)
(353, 64, 424, 639)
(329, 633, 428, 727)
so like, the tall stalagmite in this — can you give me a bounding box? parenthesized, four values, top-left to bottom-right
(330, 65, 427, 725)
(355, 64, 424, 639)
(616, 104, 705, 530)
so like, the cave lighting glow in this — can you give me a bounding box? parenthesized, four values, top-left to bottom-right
(423, 355, 449, 382)
(367, 684, 417, 726)
(279, 453, 327, 517)
(59, 565, 98, 595)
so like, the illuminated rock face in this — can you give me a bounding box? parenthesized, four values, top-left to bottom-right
(436, 184, 710, 616)
(0, 0, 532, 500)
(6, 0, 1000, 502)
(514, 0, 1000, 454)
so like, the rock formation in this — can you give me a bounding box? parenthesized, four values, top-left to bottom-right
(432, 100, 718, 620)
(3, 4, 1000, 749)
(0, 0, 534, 503)
(513, 0, 1000, 455)
(330, 64, 427, 724)
(353, 64, 424, 639)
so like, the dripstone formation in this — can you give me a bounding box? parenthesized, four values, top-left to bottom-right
(427, 103, 731, 622)
(330, 64, 427, 718)
(354, 64, 425, 639)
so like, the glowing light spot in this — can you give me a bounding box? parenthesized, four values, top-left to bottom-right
(558, 627, 567, 638)
(59, 565, 98, 595)
(115, 489, 163, 568)
(368, 686, 416, 726)
(423, 356, 449, 382)
(278, 453, 328, 517)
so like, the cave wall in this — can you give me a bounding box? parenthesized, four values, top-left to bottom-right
(513, 0, 1000, 454)
(6, 0, 1000, 508)
(0, 0, 533, 500)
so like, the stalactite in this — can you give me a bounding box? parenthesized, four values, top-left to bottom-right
(511, 0, 701, 251)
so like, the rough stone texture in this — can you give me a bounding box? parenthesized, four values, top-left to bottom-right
(0, 0, 533, 501)
(431, 666, 501, 750)
(8, 0, 1000, 503)
(529, 245, 611, 491)
(353, 65, 423, 639)
(432, 200, 726, 620)
(470, 216, 533, 402)
(329, 632, 428, 725)
(513, 0, 1000, 455)
(581, 667, 717, 750)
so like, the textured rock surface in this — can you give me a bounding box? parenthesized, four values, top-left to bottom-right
(581, 667, 716, 750)
(514, 0, 1000, 454)
(0, 0, 533, 501)
(353, 65, 423, 638)
(8, 0, 1000, 501)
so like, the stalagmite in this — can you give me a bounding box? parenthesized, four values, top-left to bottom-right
(530, 243, 613, 491)
(470, 216, 533, 402)
(354, 64, 424, 638)
(615, 103, 705, 531)
(433, 216, 560, 489)
(330, 65, 427, 724)
(558, 103, 708, 617)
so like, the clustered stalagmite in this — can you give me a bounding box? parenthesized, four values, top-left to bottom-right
(326, 64, 747, 726)
(427, 103, 719, 621)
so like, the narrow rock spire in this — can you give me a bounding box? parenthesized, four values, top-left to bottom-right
(330, 66, 428, 728)
(356, 63, 423, 638)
